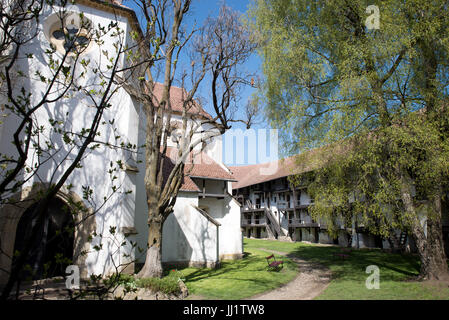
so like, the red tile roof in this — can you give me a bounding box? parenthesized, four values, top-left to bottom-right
(152, 83, 213, 120)
(229, 147, 334, 189)
(230, 106, 441, 190)
(180, 176, 202, 192)
(229, 157, 297, 190)
(163, 147, 235, 192)
(184, 151, 236, 181)
(160, 151, 200, 192)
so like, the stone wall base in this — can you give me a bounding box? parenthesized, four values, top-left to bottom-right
(162, 260, 220, 269)
(219, 253, 243, 260)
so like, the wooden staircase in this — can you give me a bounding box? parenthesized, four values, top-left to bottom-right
(264, 208, 285, 239)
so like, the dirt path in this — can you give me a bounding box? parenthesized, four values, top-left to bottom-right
(246, 249, 332, 300)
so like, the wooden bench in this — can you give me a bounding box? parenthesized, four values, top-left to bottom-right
(265, 254, 284, 271)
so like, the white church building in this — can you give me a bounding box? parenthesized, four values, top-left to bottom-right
(0, 0, 242, 286)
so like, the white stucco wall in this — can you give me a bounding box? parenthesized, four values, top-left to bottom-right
(300, 228, 318, 243)
(198, 195, 243, 259)
(1, 2, 243, 278)
(338, 231, 350, 247)
(352, 230, 376, 248)
(318, 231, 334, 244)
(0, 3, 141, 277)
(162, 192, 218, 265)
(246, 227, 268, 238)
(300, 209, 314, 224)
(192, 178, 227, 195)
(300, 191, 313, 205)
(279, 212, 289, 235)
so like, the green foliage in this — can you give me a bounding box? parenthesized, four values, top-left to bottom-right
(248, 0, 449, 238)
(137, 271, 183, 295)
(180, 247, 297, 300)
(104, 273, 138, 292)
(106, 272, 183, 295)
(249, 0, 449, 149)
(245, 238, 449, 300)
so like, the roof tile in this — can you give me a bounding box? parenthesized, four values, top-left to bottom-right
(152, 83, 212, 120)
(164, 147, 235, 192)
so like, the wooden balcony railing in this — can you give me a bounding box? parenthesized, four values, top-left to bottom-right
(243, 201, 267, 211)
(288, 218, 319, 227)
(241, 218, 266, 226)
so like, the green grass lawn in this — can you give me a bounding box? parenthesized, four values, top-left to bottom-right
(244, 238, 449, 300)
(179, 247, 298, 300)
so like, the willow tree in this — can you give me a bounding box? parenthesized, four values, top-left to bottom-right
(248, 0, 449, 280)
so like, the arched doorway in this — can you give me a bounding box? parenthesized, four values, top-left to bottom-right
(13, 197, 75, 281)
(0, 184, 95, 287)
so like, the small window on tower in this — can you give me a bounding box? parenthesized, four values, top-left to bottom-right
(45, 12, 93, 56)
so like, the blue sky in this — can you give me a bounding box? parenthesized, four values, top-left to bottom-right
(122, 0, 279, 165)
(184, 0, 264, 129)
(122, 0, 262, 124)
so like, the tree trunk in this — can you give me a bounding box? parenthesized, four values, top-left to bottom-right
(425, 221, 448, 280)
(422, 191, 449, 280)
(401, 178, 449, 281)
(411, 221, 448, 281)
(137, 210, 164, 279)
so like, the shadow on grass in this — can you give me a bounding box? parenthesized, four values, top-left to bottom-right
(244, 239, 421, 282)
(180, 249, 298, 300)
(285, 245, 421, 281)
(183, 251, 261, 282)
